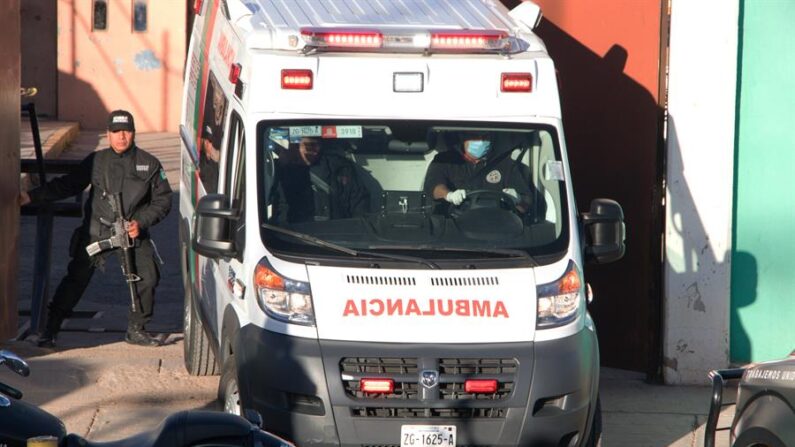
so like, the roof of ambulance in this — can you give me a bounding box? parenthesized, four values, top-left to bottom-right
(225, 0, 546, 52)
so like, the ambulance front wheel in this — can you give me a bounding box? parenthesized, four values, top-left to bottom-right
(219, 354, 242, 416)
(182, 243, 219, 376)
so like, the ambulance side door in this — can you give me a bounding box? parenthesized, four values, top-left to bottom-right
(210, 110, 246, 338)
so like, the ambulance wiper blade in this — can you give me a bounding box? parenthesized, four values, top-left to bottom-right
(262, 223, 439, 269)
(434, 246, 538, 265)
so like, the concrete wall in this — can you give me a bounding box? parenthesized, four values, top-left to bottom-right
(664, 0, 739, 384)
(57, 0, 186, 131)
(0, 0, 21, 339)
(730, 1, 795, 363)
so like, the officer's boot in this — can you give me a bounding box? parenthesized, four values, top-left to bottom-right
(36, 315, 63, 348)
(124, 323, 161, 347)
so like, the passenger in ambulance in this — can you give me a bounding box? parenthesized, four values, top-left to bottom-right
(198, 75, 226, 194)
(423, 132, 532, 213)
(273, 137, 370, 223)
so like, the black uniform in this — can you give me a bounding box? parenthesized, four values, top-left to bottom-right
(273, 154, 369, 223)
(28, 145, 172, 331)
(423, 149, 531, 199)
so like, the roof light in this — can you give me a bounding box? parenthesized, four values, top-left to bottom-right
(464, 379, 498, 394)
(360, 378, 394, 394)
(281, 69, 313, 90)
(193, 0, 203, 15)
(430, 30, 509, 52)
(229, 63, 242, 85)
(501, 73, 533, 92)
(301, 27, 383, 49)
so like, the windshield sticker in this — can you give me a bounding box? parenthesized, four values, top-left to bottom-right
(289, 126, 322, 140)
(545, 161, 565, 181)
(322, 126, 363, 139)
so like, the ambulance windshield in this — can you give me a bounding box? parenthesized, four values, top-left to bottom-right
(258, 121, 569, 260)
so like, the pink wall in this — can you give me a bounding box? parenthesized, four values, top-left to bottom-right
(57, 0, 186, 131)
(0, 0, 20, 339)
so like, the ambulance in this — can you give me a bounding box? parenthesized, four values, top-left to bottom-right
(179, 1, 625, 446)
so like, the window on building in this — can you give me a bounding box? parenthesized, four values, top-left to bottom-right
(93, 0, 107, 31)
(133, 0, 148, 32)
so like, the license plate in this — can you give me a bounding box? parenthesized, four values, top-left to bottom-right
(401, 425, 456, 447)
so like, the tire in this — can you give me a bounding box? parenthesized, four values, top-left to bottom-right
(219, 354, 242, 416)
(182, 246, 218, 376)
(583, 396, 602, 447)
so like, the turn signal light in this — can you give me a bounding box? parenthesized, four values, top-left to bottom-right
(281, 69, 313, 90)
(360, 378, 394, 394)
(464, 379, 498, 394)
(501, 73, 533, 92)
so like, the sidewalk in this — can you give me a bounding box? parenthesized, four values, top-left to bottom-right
(14, 121, 734, 446)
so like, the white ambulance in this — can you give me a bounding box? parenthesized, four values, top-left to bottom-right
(179, 1, 625, 446)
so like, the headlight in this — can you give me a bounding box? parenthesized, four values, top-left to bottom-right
(536, 261, 582, 329)
(254, 260, 314, 326)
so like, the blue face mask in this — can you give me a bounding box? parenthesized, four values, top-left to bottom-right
(465, 140, 491, 159)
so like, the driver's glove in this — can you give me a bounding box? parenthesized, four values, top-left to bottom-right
(502, 188, 520, 204)
(445, 189, 467, 206)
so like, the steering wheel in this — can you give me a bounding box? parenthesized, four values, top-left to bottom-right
(450, 189, 519, 218)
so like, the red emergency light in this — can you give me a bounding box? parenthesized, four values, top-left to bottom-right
(301, 28, 383, 49)
(281, 69, 313, 90)
(501, 73, 533, 92)
(464, 379, 498, 394)
(360, 378, 394, 394)
(193, 0, 203, 15)
(430, 30, 509, 51)
(229, 63, 242, 85)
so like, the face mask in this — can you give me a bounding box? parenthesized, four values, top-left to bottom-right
(465, 140, 491, 159)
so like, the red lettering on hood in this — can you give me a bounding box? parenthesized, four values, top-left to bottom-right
(341, 299, 509, 318)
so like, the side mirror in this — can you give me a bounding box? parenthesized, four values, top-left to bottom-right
(581, 198, 625, 264)
(193, 193, 238, 259)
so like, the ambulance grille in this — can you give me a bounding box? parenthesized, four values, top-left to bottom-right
(439, 358, 518, 375)
(346, 275, 416, 286)
(429, 276, 499, 287)
(341, 357, 517, 410)
(341, 357, 419, 374)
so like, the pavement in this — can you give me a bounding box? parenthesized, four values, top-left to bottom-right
(8, 121, 736, 446)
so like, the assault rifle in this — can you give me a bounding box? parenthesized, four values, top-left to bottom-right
(85, 192, 142, 313)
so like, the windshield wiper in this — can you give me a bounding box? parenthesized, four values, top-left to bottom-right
(262, 223, 440, 269)
(369, 245, 537, 265)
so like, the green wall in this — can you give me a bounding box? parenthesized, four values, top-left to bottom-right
(731, 0, 795, 362)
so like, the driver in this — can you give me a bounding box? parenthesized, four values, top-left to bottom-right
(423, 132, 532, 212)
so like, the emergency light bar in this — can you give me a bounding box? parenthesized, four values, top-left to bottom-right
(301, 28, 383, 49)
(300, 27, 511, 54)
(430, 30, 509, 52)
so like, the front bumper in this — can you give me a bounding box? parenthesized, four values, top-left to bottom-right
(234, 326, 598, 446)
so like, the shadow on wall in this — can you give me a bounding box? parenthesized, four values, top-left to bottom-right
(664, 116, 754, 376)
(57, 70, 107, 129)
(729, 251, 757, 363)
(532, 19, 665, 376)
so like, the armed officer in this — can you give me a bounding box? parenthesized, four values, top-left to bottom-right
(20, 110, 172, 347)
